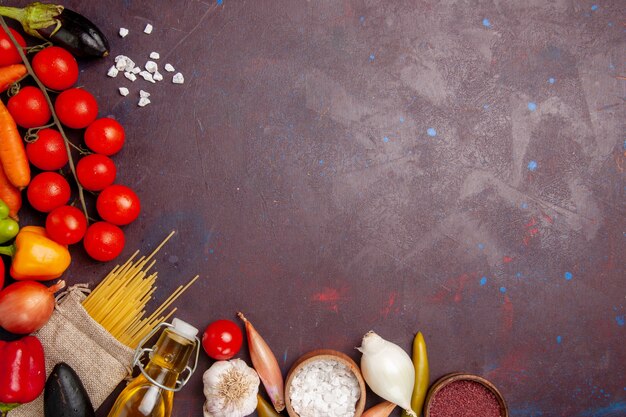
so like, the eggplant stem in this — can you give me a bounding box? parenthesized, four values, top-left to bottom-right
(0, 6, 26, 23)
(0, 16, 89, 222)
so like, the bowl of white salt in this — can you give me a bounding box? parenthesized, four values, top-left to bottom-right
(285, 349, 367, 417)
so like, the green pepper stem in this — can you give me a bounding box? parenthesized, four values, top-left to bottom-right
(0, 6, 26, 24)
(0, 15, 89, 223)
(0, 401, 21, 415)
(0, 244, 15, 257)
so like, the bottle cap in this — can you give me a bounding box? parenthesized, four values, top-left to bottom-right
(171, 318, 198, 341)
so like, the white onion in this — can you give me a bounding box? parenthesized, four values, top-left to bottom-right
(357, 331, 416, 417)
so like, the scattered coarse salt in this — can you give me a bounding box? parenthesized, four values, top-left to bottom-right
(107, 66, 119, 77)
(144, 23, 153, 34)
(164, 63, 175, 72)
(118, 87, 129, 96)
(124, 60, 135, 72)
(124, 72, 137, 82)
(153, 71, 163, 81)
(119, 27, 129, 38)
(138, 97, 151, 107)
(131, 66, 141, 74)
(149, 52, 160, 59)
(172, 72, 184, 84)
(145, 61, 158, 73)
(139, 71, 156, 83)
(114, 55, 126, 62)
(139, 90, 150, 98)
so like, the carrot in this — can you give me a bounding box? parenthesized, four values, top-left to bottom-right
(0, 99, 30, 189)
(0, 160, 21, 220)
(0, 64, 27, 93)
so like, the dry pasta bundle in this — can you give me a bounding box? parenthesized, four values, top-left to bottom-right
(82, 230, 199, 348)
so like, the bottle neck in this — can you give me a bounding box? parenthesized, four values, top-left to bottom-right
(143, 329, 195, 389)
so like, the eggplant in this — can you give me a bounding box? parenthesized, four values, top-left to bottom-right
(44, 362, 95, 417)
(0, 2, 109, 57)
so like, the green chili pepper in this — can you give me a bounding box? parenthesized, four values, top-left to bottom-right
(257, 394, 283, 417)
(402, 332, 429, 417)
(0, 200, 18, 244)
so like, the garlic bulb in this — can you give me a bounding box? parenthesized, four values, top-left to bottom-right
(203, 359, 260, 417)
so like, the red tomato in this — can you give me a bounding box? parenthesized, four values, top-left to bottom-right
(26, 128, 69, 170)
(76, 154, 116, 191)
(202, 320, 243, 360)
(55, 88, 98, 129)
(84, 118, 125, 155)
(83, 222, 125, 261)
(0, 27, 26, 67)
(45, 205, 87, 245)
(7, 86, 51, 128)
(32, 46, 79, 91)
(26, 172, 71, 213)
(96, 185, 140, 226)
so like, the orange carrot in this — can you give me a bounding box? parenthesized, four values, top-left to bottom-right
(0, 99, 30, 189)
(0, 161, 22, 220)
(0, 64, 27, 93)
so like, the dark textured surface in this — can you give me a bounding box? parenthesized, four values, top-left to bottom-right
(2, 1, 625, 416)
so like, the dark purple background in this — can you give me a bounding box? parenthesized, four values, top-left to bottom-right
(3, 1, 625, 416)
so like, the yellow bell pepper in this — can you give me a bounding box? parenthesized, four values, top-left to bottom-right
(0, 226, 71, 281)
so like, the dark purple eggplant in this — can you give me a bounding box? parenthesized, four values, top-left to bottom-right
(44, 362, 95, 417)
(0, 2, 109, 57)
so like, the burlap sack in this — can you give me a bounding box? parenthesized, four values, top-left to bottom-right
(11, 286, 135, 417)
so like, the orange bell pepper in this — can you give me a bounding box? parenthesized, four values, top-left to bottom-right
(0, 226, 71, 281)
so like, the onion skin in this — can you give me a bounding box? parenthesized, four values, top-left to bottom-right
(0, 280, 65, 334)
(238, 312, 285, 412)
(362, 401, 396, 417)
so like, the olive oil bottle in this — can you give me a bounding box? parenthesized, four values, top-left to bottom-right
(107, 319, 199, 417)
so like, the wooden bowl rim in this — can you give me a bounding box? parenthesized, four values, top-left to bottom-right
(284, 349, 367, 417)
(423, 372, 508, 417)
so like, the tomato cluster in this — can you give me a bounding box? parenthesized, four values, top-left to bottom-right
(6, 45, 140, 262)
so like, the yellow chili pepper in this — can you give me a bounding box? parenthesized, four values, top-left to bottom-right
(256, 394, 283, 417)
(0, 226, 71, 281)
(402, 332, 429, 417)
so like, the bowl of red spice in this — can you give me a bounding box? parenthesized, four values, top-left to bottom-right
(423, 373, 508, 417)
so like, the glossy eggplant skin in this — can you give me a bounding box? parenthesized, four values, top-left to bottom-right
(44, 362, 95, 417)
(37, 7, 109, 57)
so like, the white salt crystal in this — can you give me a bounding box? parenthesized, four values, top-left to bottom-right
(119, 27, 129, 38)
(139, 71, 156, 83)
(131, 67, 141, 74)
(138, 97, 151, 107)
(107, 66, 119, 77)
(164, 63, 175, 72)
(118, 87, 129, 96)
(115, 58, 127, 71)
(139, 90, 150, 98)
(145, 61, 158, 73)
(124, 72, 137, 82)
(144, 23, 153, 34)
(152, 71, 163, 81)
(172, 72, 184, 84)
(149, 52, 160, 59)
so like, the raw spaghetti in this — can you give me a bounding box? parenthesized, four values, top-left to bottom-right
(82, 231, 199, 348)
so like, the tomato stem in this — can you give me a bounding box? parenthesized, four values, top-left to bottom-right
(0, 16, 89, 222)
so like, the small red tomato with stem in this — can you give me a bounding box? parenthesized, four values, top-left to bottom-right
(25, 128, 69, 171)
(202, 319, 243, 360)
(0, 27, 26, 67)
(45, 205, 87, 245)
(84, 117, 125, 155)
(83, 221, 125, 262)
(76, 154, 116, 191)
(7, 86, 52, 128)
(55, 88, 98, 129)
(32, 46, 79, 91)
(96, 185, 140, 226)
(26, 172, 71, 213)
